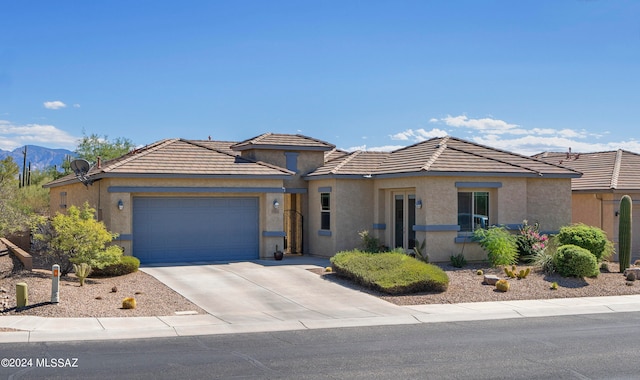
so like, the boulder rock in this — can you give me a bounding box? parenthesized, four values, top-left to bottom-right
(484, 274, 500, 285)
(624, 267, 640, 278)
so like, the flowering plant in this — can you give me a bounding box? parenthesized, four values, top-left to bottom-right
(517, 220, 548, 262)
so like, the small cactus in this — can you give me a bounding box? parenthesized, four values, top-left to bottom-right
(122, 297, 136, 309)
(495, 279, 510, 292)
(476, 269, 484, 276)
(72, 263, 92, 287)
(550, 282, 558, 290)
(325, 266, 333, 273)
(505, 266, 530, 279)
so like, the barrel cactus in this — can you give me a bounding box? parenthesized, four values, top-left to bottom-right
(618, 195, 633, 273)
(122, 297, 137, 309)
(495, 279, 510, 292)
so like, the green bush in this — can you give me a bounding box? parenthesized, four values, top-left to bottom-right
(556, 223, 614, 262)
(554, 244, 599, 278)
(91, 255, 140, 277)
(450, 253, 467, 268)
(330, 250, 449, 294)
(358, 230, 382, 253)
(473, 226, 518, 266)
(31, 202, 122, 275)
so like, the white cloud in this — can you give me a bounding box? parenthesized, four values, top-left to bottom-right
(472, 135, 640, 156)
(43, 101, 67, 110)
(0, 120, 78, 150)
(439, 115, 520, 133)
(390, 128, 448, 142)
(387, 114, 637, 156)
(343, 144, 404, 152)
(73, 104, 81, 108)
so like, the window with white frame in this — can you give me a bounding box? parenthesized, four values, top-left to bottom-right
(457, 191, 489, 233)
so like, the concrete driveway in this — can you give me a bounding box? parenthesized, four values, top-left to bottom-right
(141, 257, 412, 326)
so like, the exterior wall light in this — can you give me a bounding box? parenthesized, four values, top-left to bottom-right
(117, 199, 124, 211)
(273, 199, 280, 210)
(416, 199, 422, 209)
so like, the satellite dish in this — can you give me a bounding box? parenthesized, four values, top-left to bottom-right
(70, 159, 90, 176)
(70, 159, 94, 186)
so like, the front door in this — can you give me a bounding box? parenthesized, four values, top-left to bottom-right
(393, 192, 416, 250)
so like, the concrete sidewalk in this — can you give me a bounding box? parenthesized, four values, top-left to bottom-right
(2, 257, 640, 343)
(3, 294, 640, 343)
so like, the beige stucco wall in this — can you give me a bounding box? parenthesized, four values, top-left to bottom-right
(368, 175, 573, 262)
(526, 178, 572, 232)
(333, 179, 375, 253)
(572, 193, 604, 229)
(241, 149, 325, 190)
(306, 178, 375, 257)
(49, 176, 287, 259)
(306, 178, 336, 257)
(48, 181, 101, 217)
(51, 168, 574, 264)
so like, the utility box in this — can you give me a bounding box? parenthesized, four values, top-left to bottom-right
(16, 282, 28, 307)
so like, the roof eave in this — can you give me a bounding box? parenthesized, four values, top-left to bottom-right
(95, 173, 293, 180)
(305, 171, 579, 180)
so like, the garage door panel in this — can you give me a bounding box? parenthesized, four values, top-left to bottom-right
(133, 197, 259, 264)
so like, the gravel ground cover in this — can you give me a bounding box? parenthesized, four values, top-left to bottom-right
(0, 243, 206, 319)
(2, 239, 640, 321)
(314, 262, 640, 305)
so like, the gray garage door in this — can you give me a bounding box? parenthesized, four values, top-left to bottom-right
(133, 197, 259, 264)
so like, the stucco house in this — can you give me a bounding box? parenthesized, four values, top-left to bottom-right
(535, 149, 640, 261)
(44, 133, 580, 264)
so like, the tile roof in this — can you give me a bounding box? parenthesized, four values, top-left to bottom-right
(45, 138, 293, 187)
(307, 136, 581, 178)
(310, 151, 391, 176)
(231, 133, 335, 151)
(534, 149, 640, 191)
(324, 148, 349, 162)
(188, 140, 238, 156)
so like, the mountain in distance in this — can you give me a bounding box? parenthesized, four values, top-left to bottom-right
(0, 145, 75, 172)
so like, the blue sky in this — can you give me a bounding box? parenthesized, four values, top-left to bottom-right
(1, 1, 639, 155)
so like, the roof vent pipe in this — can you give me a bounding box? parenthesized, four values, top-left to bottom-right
(97, 156, 101, 169)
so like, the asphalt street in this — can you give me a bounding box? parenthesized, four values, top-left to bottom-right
(2, 312, 640, 379)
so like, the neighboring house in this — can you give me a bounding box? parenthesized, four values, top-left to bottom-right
(44, 133, 580, 264)
(535, 149, 640, 261)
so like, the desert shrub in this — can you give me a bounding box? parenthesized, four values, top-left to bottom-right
(413, 239, 429, 263)
(556, 223, 614, 262)
(517, 220, 549, 263)
(330, 250, 449, 294)
(531, 249, 556, 274)
(553, 244, 599, 278)
(473, 226, 518, 266)
(358, 230, 382, 253)
(450, 253, 467, 268)
(31, 202, 122, 275)
(531, 235, 560, 273)
(91, 255, 140, 277)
